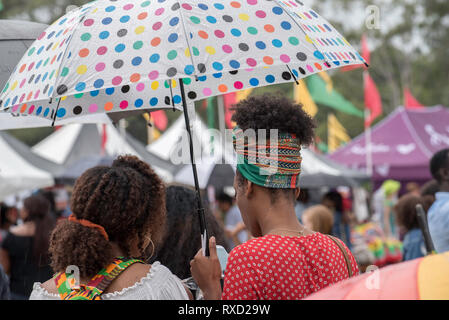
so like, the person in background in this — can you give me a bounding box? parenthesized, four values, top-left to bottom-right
(151, 185, 230, 281)
(405, 182, 421, 197)
(0, 202, 18, 245)
(420, 179, 439, 202)
(302, 205, 334, 235)
(380, 180, 401, 238)
(322, 191, 352, 250)
(294, 189, 312, 223)
(190, 94, 359, 300)
(29, 155, 190, 300)
(36, 190, 57, 219)
(54, 188, 72, 218)
(0, 264, 10, 300)
(216, 191, 248, 249)
(394, 194, 434, 261)
(427, 148, 449, 253)
(0, 195, 56, 300)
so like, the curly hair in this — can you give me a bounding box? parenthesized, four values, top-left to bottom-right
(430, 148, 449, 182)
(394, 194, 434, 232)
(231, 93, 316, 145)
(231, 94, 316, 203)
(49, 155, 166, 278)
(150, 185, 230, 280)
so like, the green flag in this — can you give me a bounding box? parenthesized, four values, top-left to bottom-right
(0, 0, 3, 11)
(206, 97, 216, 129)
(306, 74, 364, 118)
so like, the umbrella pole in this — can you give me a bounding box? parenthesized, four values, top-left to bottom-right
(179, 78, 210, 257)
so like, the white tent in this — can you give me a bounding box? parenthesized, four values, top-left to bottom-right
(32, 122, 174, 182)
(148, 113, 236, 190)
(173, 148, 369, 190)
(0, 132, 56, 201)
(147, 113, 235, 164)
(149, 114, 368, 189)
(174, 155, 236, 190)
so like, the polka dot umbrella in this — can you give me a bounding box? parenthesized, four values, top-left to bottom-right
(0, 0, 366, 254)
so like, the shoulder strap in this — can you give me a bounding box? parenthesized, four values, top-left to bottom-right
(326, 235, 353, 278)
(88, 258, 144, 294)
(54, 258, 144, 300)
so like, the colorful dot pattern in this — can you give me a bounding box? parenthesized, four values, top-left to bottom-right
(0, 0, 364, 120)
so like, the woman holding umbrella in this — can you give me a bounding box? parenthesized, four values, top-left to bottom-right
(190, 95, 359, 300)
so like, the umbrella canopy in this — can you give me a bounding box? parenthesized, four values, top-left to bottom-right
(0, 0, 364, 122)
(329, 106, 449, 185)
(32, 122, 175, 182)
(306, 251, 449, 300)
(0, 111, 112, 130)
(0, 20, 48, 90)
(0, 131, 62, 201)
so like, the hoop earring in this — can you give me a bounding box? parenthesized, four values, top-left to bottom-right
(145, 236, 155, 261)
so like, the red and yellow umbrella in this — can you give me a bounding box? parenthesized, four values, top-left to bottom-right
(306, 251, 449, 300)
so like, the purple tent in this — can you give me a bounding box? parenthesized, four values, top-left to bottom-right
(329, 106, 449, 185)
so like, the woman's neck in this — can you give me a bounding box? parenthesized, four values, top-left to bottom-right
(257, 202, 304, 236)
(110, 242, 129, 258)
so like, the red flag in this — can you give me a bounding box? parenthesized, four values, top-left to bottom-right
(152, 110, 168, 131)
(364, 72, 382, 128)
(404, 88, 424, 109)
(101, 124, 107, 155)
(223, 92, 236, 128)
(341, 34, 370, 72)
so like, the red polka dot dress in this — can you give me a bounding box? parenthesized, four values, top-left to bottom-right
(222, 232, 359, 300)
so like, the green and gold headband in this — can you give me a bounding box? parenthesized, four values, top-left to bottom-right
(232, 126, 302, 189)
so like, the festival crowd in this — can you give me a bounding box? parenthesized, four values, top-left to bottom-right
(0, 95, 448, 300)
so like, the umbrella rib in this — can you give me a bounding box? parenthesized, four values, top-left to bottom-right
(286, 64, 299, 85)
(51, 97, 62, 126)
(168, 80, 175, 111)
(272, 0, 330, 66)
(177, 2, 199, 81)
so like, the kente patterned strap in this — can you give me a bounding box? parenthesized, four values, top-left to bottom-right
(232, 126, 302, 189)
(54, 257, 144, 300)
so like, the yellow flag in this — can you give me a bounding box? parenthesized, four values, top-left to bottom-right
(328, 113, 350, 152)
(143, 113, 161, 144)
(294, 80, 318, 117)
(236, 88, 253, 101)
(152, 127, 161, 141)
(318, 71, 333, 92)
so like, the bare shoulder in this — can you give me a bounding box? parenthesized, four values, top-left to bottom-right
(105, 263, 152, 293)
(41, 277, 58, 294)
(10, 224, 34, 237)
(39, 264, 152, 295)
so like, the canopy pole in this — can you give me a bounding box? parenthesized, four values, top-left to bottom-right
(179, 78, 210, 257)
(364, 108, 373, 177)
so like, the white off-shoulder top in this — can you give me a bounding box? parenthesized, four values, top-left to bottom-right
(29, 262, 189, 300)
